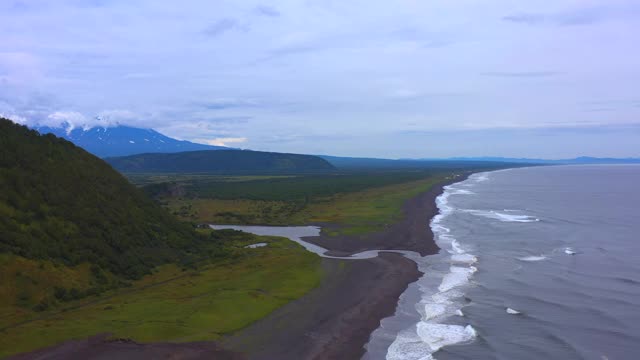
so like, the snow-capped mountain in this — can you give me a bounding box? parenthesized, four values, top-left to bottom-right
(34, 125, 229, 158)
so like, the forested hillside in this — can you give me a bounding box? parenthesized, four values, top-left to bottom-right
(0, 118, 209, 281)
(0, 119, 323, 357)
(106, 149, 335, 174)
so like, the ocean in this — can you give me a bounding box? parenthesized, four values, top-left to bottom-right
(366, 165, 640, 360)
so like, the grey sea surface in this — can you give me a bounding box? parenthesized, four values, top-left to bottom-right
(212, 165, 640, 359)
(368, 165, 640, 360)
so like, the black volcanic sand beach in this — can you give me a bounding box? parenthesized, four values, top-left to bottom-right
(9, 177, 459, 360)
(307, 175, 468, 257)
(222, 253, 420, 360)
(220, 176, 466, 359)
(8, 334, 244, 360)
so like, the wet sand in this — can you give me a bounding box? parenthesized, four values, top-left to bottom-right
(9, 176, 461, 360)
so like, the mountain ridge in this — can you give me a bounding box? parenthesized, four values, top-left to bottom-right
(319, 155, 640, 169)
(106, 149, 336, 174)
(443, 156, 640, 164)
(34, 124, 229, 158)
(30, 123, 640, 166)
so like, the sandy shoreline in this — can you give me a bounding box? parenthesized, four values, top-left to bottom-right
(221, 253, 420, 360)
(218, 175, 470, 359)
(306, 175, 467, 257)
(8, 175, 466, 360)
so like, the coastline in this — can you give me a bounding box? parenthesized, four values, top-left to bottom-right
(220, 173, 472, 359)
(306, 174, 470, 257)
(8, 174, 470, 360)
(221, 253, 420, 359)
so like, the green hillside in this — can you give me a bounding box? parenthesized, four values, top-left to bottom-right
(0, 118, 211, 285)
(0, 119, 323, 357)
(105, 149, 335, 174)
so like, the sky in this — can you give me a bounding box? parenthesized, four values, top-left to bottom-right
(1, 0, 639, 159)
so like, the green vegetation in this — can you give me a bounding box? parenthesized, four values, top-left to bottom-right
(0, 117, 504, 357)
(0, 119, 211, 282)
(136, 171, 450, 236)
(165, 198, 304, 225)
(125, 173, 296, 186)
(0, 118, 323, 357)
(0, 232, 322, 358)
(105, 149, 335, 174)
(301, 176, 445, 235)
(320, 154, 520, 170)
(141, 171, 435, 201)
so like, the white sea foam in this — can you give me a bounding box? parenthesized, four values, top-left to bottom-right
(565, 247, 577, 255)
(432, 224, 450, 233)
(386, 324, 476, 360)
(506, 307, 521, 315)
(417, 323, 477, 351)
(451, 189, 475, 195)
(387, 174, 481, 360)
(450, 239, 465, 254)
(465, 210, 540, 223)
(439, 266, 477, 292)
(517, 255, 547, 262)
(423, 303, 448, 320)
(420, 289, 464, 321)
(451, 253, 478, 264)
(430, 288, 464, 305)
(386, 332, 436, 360)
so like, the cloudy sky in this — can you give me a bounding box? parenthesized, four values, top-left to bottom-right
(1, 0, 639, 158)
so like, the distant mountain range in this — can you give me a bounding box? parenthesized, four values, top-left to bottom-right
(318, 156, 527, 169)
(34, 125, 228, 158)
(444, 156, 640, 164)
(106, 150, 335, 174)
(319, 155, 640, 169)
(30, 123, 640, 167)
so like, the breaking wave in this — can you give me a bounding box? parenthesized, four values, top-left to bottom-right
(386, 181, 478, 360)
(464, 209, 540, 223)
(518, 255, 547, 262)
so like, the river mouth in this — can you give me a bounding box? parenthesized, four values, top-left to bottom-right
(209, 224, 422, 260)
(209, 174, 474, 360)
(209, 180, 470, 360)
(209, 187, 477, 360)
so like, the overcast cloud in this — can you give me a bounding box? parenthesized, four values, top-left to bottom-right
(1, 0, 639, 158)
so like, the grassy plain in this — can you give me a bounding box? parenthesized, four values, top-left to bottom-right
(125, 173, 296, 186)
(301, 176, 445, 235)
(0, 234, 321, 358)
(143, 172, 449, 236)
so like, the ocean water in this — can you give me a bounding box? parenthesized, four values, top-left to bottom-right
(367, 165, 640, 360)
